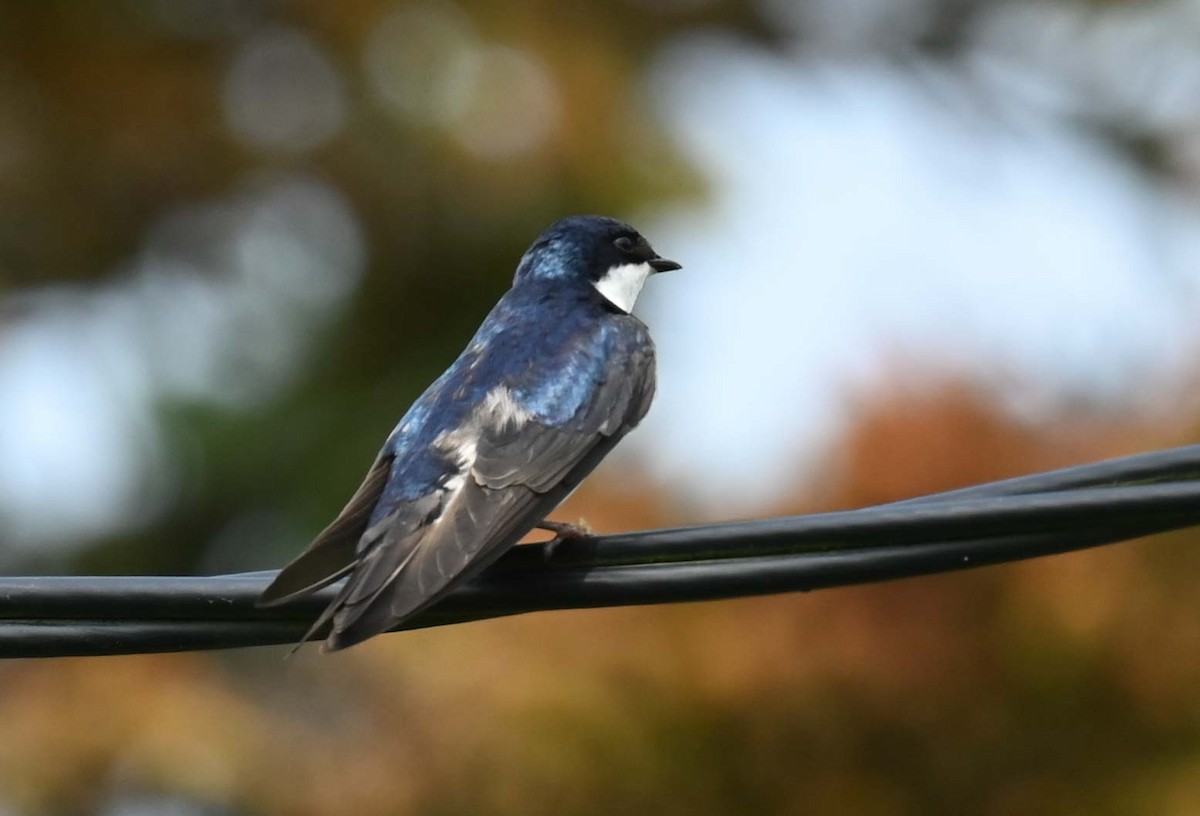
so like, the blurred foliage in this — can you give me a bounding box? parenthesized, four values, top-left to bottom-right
(3, 1, 1200, 815)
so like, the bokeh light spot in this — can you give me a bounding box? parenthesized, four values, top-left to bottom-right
(450, 46, 559, 159)
(363, 2, 479, 127)
(222, 27, 346, 154)
(363, 3, 559, 158)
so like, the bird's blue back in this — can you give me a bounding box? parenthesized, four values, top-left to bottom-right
(373, 280, 650, 517)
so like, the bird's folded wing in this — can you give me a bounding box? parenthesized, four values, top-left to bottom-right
(323, 345, 656, 650)
(257, 453, 395, 606)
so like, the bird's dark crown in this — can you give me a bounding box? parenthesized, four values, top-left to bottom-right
(513, 215, 671, 286)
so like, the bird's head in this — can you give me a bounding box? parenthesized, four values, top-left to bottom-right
(513, 215, 681, 313)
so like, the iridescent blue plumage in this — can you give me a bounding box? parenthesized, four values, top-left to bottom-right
(259, 215, 679, 651)
(374, 282, 649, 508)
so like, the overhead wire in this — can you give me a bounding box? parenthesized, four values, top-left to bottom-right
(3, 445, 1199, 658)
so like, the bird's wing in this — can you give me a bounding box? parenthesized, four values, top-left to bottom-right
(257, 452, 395, 606)
(319, 332, 656, 651)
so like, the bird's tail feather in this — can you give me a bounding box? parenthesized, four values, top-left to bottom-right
(257, 453, 394, 608)
(323, 482, 555, 651)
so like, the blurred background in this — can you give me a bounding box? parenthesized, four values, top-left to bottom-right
(3, 1, 1200, 813)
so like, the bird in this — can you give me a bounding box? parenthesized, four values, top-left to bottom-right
(257, 215, 680, 651)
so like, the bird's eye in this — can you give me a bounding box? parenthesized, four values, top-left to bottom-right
(613, 236, 636, 253)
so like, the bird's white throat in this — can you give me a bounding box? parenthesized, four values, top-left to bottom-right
(593, 262, 653, 313)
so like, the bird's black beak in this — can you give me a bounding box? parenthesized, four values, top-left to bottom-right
(649, 257, 682, 273)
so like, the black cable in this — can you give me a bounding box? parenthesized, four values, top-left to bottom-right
(2, 444, 1199, 658)
(892, 444, 1200, 504)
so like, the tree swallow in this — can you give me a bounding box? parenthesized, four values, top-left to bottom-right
(258, 215, 680, 651)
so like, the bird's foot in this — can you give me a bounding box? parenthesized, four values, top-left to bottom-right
(536, 518, 594, 560)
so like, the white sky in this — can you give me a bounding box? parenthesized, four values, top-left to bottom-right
(626, 40, 1200, 512)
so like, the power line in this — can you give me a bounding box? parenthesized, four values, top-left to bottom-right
(3, 444, 1200, 658)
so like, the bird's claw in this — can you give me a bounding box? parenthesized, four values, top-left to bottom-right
(536, 518, 594, 560)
